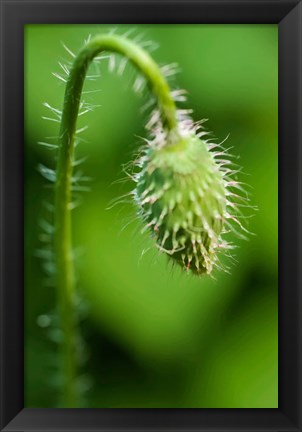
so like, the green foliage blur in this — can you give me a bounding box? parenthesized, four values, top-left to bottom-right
(25, 24, 278, 408)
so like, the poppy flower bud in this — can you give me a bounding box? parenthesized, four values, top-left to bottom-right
(135, 131, 229, 275)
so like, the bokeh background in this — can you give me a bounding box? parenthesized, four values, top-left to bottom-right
(25, 24, 278, 408)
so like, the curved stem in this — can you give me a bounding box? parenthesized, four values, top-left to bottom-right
(54, 34, 178, 406)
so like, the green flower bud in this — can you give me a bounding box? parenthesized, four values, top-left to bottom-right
(135, 130, 230, 275)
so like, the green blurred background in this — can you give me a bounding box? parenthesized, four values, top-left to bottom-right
(24, 24, 278, 408)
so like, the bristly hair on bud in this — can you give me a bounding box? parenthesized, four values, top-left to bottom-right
(133, 112, 250, 276)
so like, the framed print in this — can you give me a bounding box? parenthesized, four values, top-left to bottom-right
(0, 0, 301, 431)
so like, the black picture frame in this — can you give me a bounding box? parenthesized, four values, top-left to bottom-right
(0, 0, 301, 431)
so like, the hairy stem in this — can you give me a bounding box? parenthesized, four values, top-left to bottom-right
(54, 34, 178, 406)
